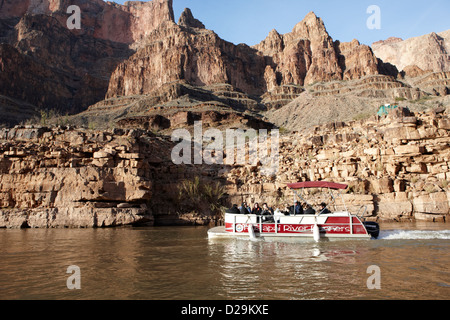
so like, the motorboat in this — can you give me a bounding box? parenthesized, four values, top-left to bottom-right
(208, 181, 380, 241)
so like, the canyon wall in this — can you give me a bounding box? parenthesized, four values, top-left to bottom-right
(0, 126, 178, 228)
(0, 14, 133, 118)
(224, 107, 450, 223)
(372, 30, 450, 74)
(0, 2, 449, 227)
(0, 0, 175, 43)
(1, 0, 448, 128)
(1, 106, 448, 228)
(106, 10, 394, 99)
(0, 0, 174, 124)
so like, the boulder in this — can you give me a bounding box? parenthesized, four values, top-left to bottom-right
(413, 192, 449, 221)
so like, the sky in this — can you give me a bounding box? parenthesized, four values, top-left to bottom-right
(111, 0, 449, 46)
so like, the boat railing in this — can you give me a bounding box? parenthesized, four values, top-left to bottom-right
(355, 205, 368, 220)
(229, 212, 359, 235)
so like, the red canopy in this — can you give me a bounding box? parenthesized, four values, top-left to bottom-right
(287, 181, 348, 190)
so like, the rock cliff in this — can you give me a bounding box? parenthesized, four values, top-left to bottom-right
(264, 74, 435, 130)
(106, 19, 268, 97)
(1, 1, 448, 127)
(0, 125, 215, 228)
(0, 126, 154, 227)
(0, 0, 175, 44)
(0, 14, 133, 119)
(372, 30, 450, 73)
(224, 107, 450, 222)
(253, 12, 395, 87)
(0, 2, 449, 227)
(107, 11, 393, 100)
(1, 106, 448, 228)
(0, 0, 175, 125)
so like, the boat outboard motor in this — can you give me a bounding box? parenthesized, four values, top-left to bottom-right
(363, 221, 380, 239)
(313, 217, 320, 242)
(248, 225, 257, 239)
(313, 223, 320, 242)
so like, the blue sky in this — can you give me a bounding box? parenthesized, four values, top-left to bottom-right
(111, 0, 449, 46)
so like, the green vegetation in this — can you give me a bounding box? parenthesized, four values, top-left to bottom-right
(23, 108, 72, 127)
(424, 184, 438, 194)
(40, 110, 49, 125)
(411, 96, 432, 104)
(353, 111, 373, 121)
(178, 177, 227, 220)
(278, 126, 290, 135)
(88, 121, 97, 130)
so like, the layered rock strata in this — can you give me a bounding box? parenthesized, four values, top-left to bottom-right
(106, 20, 268, 97)
(265, 72, 450, 131)
(0, 13, 134, 123)
(0, 0, 175, 44)
(116, 110, 275, 132)
(0, 125, 196, 228)
(224, 107, 450, 222)
(1, 106, 448, 228)
(107, 10, 394, 100)
(71, 82, 270, 130)
(0, 0, 175, 125)
(1, 0, 448, 129)
(372, 30, 450, 74)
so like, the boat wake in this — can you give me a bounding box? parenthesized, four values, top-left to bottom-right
(379, 230, 450, 240)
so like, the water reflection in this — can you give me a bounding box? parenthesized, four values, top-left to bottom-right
(207, 237, 365, 299)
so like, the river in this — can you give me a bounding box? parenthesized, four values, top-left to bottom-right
(0, 222, 449, 300)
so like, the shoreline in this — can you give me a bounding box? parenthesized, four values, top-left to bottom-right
(0, 208, 447, 229)
(1, 106, 449, 228)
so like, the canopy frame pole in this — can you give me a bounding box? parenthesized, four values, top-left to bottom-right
(293, 189, 310, 207)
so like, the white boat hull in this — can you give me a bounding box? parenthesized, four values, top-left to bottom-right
(208, 213, 373, 240)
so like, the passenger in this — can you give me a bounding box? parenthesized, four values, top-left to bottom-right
(304, 204, 316, 215)
(294, 201, 304, 215)
(252, 203, 262, 223)
(319, 203, 331, 214)
(273, 208, 283, 217)
(288, 205, 295, 216)
(239, 201, 251, 215)
(227, 204, 241, 214)
(252, 203, 262, 215)
(273, 208, 283, 223)
(261, 203, 275, 222)
(282, 204, 292, 216)
(261, 203, 274, 216)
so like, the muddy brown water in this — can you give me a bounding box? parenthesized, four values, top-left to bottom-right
(0, 222, 448, 300)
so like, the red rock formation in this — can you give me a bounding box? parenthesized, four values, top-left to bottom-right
(0, 13, 133, 122)
(372, 30, 450, 73)
(336, 39, 380, 81)
(0, 126, 227, 227)
(0, 1, 447, 128)
(107, 11, 392, 100)
(178, 7, 205, 29)
(0, 0, 177, 124)
(116, 110, 275, 131)
(225, 107, 450, 222)
(255, 12, 388, 88)
(0, 0, 175, 44)
(106, 19, 268, 97)
(256, 28, 312, 87)
(293, 12, 343, 85)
